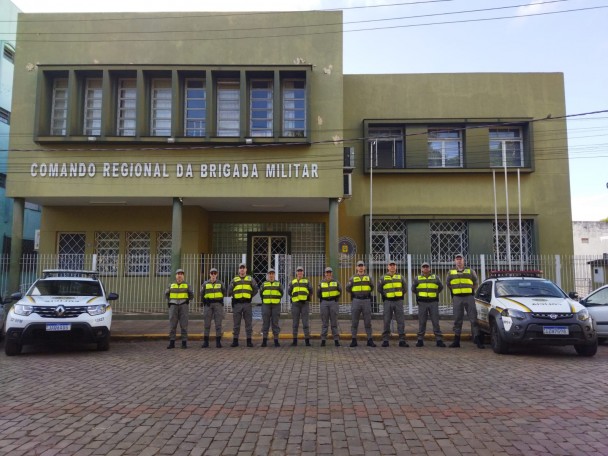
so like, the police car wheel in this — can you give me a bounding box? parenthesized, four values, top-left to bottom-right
(490, 322, 509, 355)
(574, 341, 597, 357)
(5, 339, 22, 356)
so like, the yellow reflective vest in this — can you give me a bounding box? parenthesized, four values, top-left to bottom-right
(290, 278, 310, 303)
(262, 281, 282, 305)
(168, 282, 191, 304)
(382, 274, 404, 299)
(351, 275, 372, 293)
(203, 282, 224, 302)
(320, 281, 340, 300)
(448, 269, 474, 295)
(232, 275, 254, 301)
(415, 274, 440, 299)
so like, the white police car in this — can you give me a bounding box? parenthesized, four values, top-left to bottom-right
(475, 271, 597, 356)
(4, 270, 118, 356)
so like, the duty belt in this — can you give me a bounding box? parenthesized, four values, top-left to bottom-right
(352, 295, 371, 300)
(321, 298, 339, 302)
(384, 297, 402, 301)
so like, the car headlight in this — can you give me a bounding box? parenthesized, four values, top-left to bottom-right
(87, 304, 107, 316)
(501, 308, 527, 320)
(576, 308, 590, 321)
(13, 304, 33, 316)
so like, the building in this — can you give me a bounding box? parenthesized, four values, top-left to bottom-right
(7, 11, 574, 302)
(1, 0, 41, 289)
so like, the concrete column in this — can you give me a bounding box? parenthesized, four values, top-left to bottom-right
(329, 198, 339, 272)
(171, 197, 183, 273)
(8, 198, 24, 293)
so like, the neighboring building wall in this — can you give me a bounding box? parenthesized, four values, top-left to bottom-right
(573, 221, 608, 256)
(0, 0, 41, 255)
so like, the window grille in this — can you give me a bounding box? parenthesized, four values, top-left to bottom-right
(370, 219, 407, 263)
(95, 232, 119, 275)
(151, 78, 172, 136)
(250, 80, 273, 137)
(430, 221, 468, 263)
(83, 78, 102, 136)
(156, 232, 172, 276)
(282, 79, 306, 137)
(57, 233, 86, 269)
(493, 220, 533, 262)
(184, 78, 206, 136)
(50, 78, 68, 135)
(126, 232, 150, 275)
(117, 78, 137, 136)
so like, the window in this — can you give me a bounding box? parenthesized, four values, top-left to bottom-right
(370, 220, 407, 264)
(430, 221, 468, 263)
(156, 232, 172, 276)
(57, 233, 86, 270)
(151, 78, 172, 136)
(95, 232, 119, 275)
(50, 78, 68, 135)
(117, 78, 137, 136)
(184, 78, 206, 136)
(3, 44, 14, 63)
(493, 220, 533, 262)
(368, 127, 404, 169)
(217, 79, 240, 137)
(283, 79, 305, 137)
(0, 107, 9, 125)
(490, 127, 524, 167)
(428, 128, 462, 168)
(83, 78, 102, 136)
(250, 80, 273, 137)
(126, 232, 150, 275)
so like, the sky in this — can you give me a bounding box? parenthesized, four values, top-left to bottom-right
(9, 0, 608, 221)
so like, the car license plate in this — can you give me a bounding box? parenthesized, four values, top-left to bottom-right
(46, 323, 71, 332)
(543, 326, 568, 335)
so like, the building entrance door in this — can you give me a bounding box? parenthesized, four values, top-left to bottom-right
(57, 233, 86, 270)
(250, 234, 290, 286)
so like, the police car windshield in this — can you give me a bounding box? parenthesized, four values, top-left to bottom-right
(28, 280, 103, 297)
(495, 280, 565, 298)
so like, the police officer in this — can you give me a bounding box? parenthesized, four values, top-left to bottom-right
(200, 267, 225, 348)
(346, 260, 376, 347)
(412, 262, 446, 347)
(228, 262, 259, 347)
(317, 266, 342, 347)
(260, 268, 284, 347)
(288, 266, 313, 346)
(378, 259, 408, 347)
(165, 268, 194, 349)
(446, 254, 484, 349)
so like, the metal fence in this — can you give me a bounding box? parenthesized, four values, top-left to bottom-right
(1, 253, 605, 315)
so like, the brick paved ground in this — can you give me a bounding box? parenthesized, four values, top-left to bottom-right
(1, 338, 607, 455)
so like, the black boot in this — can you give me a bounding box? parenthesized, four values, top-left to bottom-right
(202, 336, 209, 348)
(436, 340, 446, 347)
(334, 340, 340, 347)
(381, 340, 389, 347)
(367, 339, 376, 347)
(416, 339, 424, 347)
(305, 339, 311, 347)
(349, 338, 358, 347)
(291, 338, 298, 346)
(321, 340, 326, 347)
(167, 340, 175, 349)
(274, 339, 280, 347)
(247, 338, 254, 347)
(474, 335, 485, 349)
(399, 340, 409, 347)
(261, 338, 268, 347)
(216, 336, 222, 348)
(449, 336, 461, 348)
(231, 338, 239, 347)
(181, 340, 187, 349)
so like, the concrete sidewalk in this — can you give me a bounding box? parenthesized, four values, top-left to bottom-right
(111, 314, 473, 342)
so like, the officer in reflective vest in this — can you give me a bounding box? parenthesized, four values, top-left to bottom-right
(287, 266, 313, 346)
(165, 268, 194, 349)
(317, 266, 342, 347)
(446, 254, 484, 349)
(378, 259, 408, 347)
(346, 260, 376, 347)
(228, 262, 259, 347)
(260, 268, 284, 347)
(412, 262, 445, 347)
(200, 267, 225, 348)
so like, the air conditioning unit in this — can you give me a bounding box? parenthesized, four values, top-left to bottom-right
(343, 173, 352, 198)
(343, 146, 355, 173)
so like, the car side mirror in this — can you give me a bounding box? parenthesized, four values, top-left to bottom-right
(107, 292, 119, 301)
(10, 292, 23, 301)
(568, 291, 579, 301)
